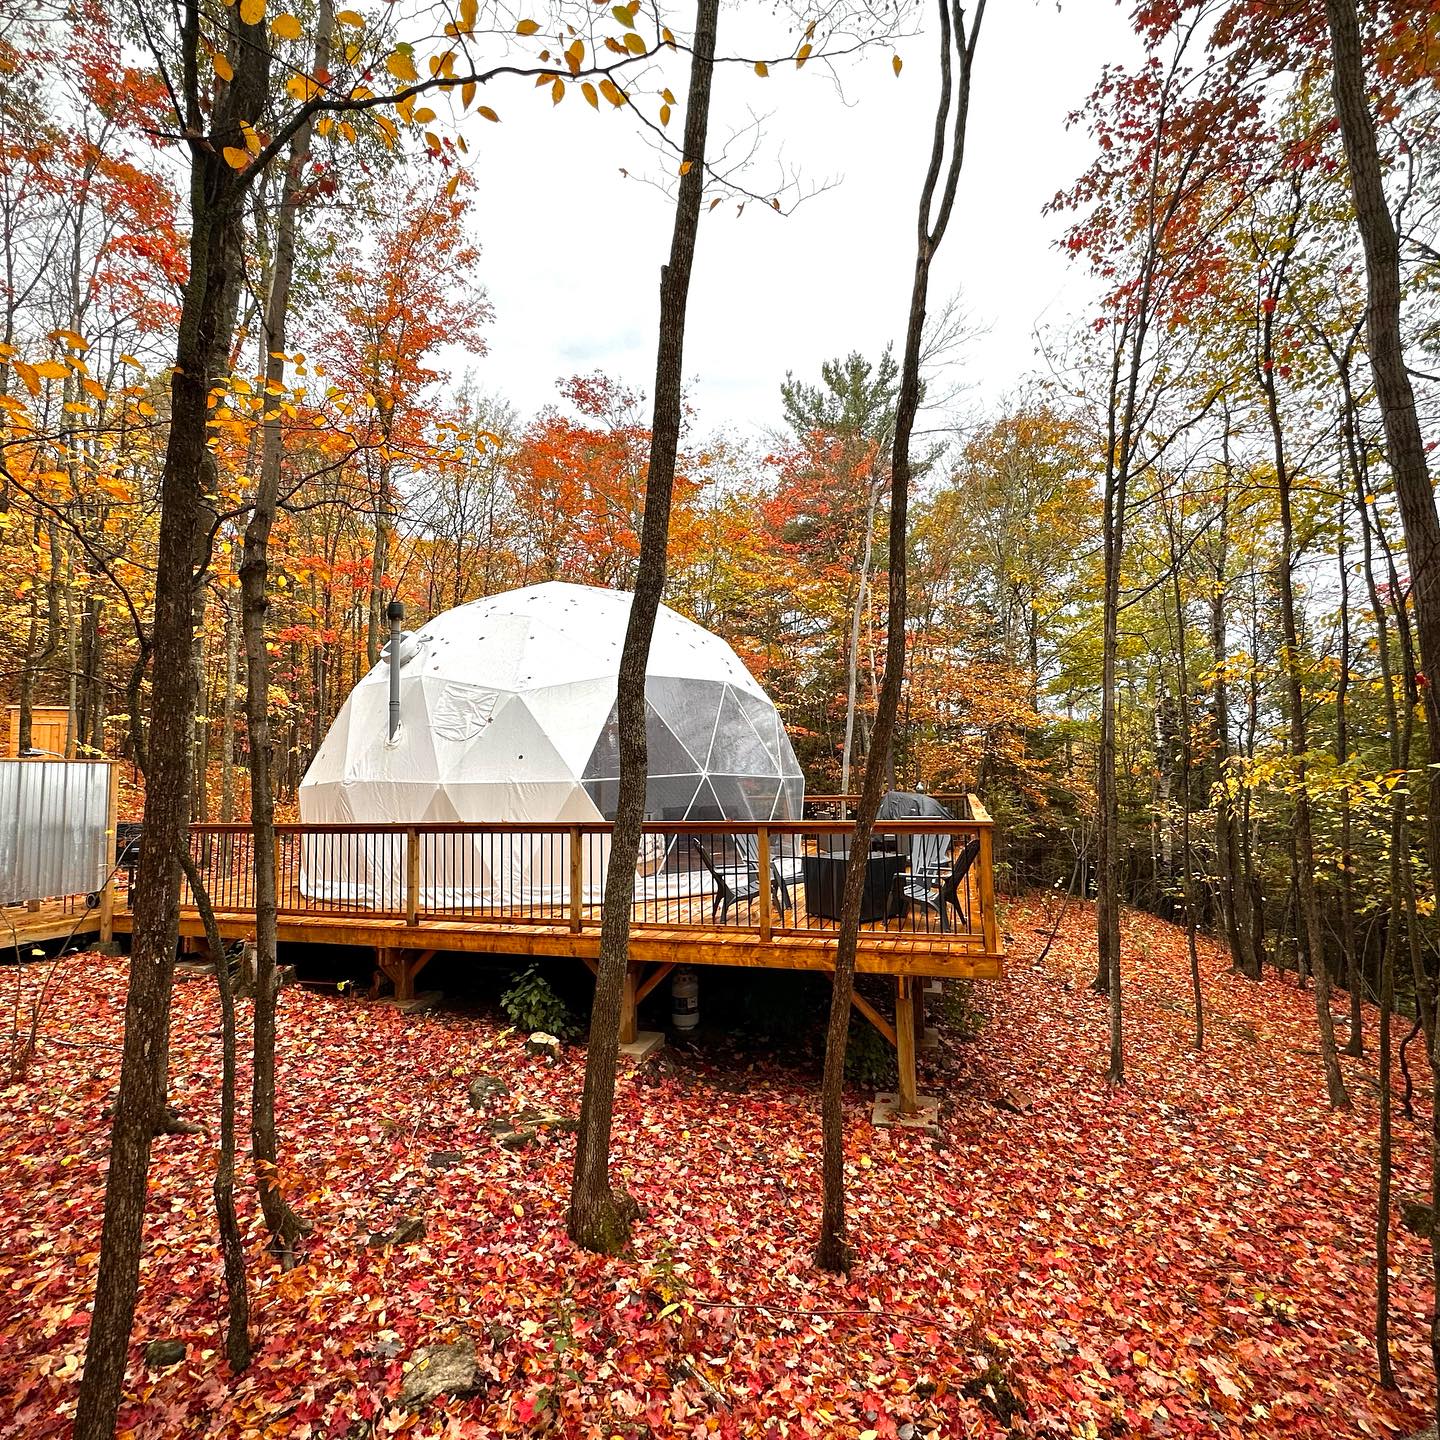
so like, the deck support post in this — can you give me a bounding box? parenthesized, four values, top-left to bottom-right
(376, 946, 436, 1004)
(620, 962, 639, 1046)
(895, 976, 918, 1115)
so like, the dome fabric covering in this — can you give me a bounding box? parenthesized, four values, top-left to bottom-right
(298, 582, 805, 907)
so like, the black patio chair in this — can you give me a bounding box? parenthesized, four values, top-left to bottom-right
(733, 832, 791, 921)
(895, 835, 980, 933)
(691, 835, 789, 926)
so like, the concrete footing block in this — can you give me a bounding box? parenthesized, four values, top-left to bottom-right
(619, 1030, 665, 1060)
(381, 990, 443, 1014)
(872, 1091, 941, 1135)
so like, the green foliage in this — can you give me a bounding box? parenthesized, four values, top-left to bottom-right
(500, 965, 577, 1040)
(844, 1014, 896, 1091)
(942, 978, 985, 1040)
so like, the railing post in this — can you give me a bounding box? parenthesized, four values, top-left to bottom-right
(272, 832, 283, 915)
(756, 826, 772, 940)
(405, 826, 420, 925)
(569, 825, 583, 932)
(978, 822, 998, 951)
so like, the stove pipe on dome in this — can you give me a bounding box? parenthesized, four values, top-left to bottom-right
(386, 599, 405, 741)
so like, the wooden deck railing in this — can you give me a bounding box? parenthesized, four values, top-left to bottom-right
(802, 793, 972, 819)
(165, 796, 1001, 953)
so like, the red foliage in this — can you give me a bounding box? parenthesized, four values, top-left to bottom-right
(0, 903, 1431, 1436)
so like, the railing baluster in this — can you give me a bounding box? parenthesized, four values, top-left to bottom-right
(757, 826, 771, 940)
(569, 826, 582, 932)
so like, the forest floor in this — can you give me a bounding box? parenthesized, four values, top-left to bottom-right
(0, 897, 1435, 1439)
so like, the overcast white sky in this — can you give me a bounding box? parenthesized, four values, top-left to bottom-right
(450, 1, 1141, 438)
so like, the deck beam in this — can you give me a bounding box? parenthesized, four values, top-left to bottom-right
(849, 989, 897, 1047)
(118, 912, 1003, 981)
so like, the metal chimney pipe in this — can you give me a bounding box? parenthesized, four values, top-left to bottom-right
(387, 599, 405, 740)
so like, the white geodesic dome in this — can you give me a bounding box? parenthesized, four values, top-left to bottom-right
(297, 581, 805, 907)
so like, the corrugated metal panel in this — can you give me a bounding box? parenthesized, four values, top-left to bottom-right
(0, 761, 110, 903)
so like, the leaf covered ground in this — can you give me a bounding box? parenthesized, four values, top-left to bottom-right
(0, 898, 1434, 1438)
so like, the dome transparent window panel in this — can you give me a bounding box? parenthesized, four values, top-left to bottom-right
(582, 681, 801, 824)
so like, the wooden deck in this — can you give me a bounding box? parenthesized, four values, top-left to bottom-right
(113, 905, 1003, 979)
(1, 897, 103, 952)
(109, 804, 1004, 978)
(101, 801, 1005, 1111)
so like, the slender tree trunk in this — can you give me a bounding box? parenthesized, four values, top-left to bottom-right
(76, 196, 240, 1440)
(567, 0, 719, 1256)
(1335, 499, 1361, 1055)
(65, 544, 78, 757)
(75, 8, 271, 1429)
(17, 516, 61, 752)
(1371, 493, 1436, 1048)
(1209, 521, 1258, 978)
(816, 0, 984, 1273)
(1325, 0, 1440, 901)
(242, 0, 331, 1252)
(192, 612, 211, 838)
(1320, 44, 1440, 1376)
(840, 477, 880, 797)
(178, 851, 250, 1372)
(220, 595, 238, 824)
(1258, 315, 1349, 1108)
(17, 567, 40, 752)
(1357, 453, 1403, 1391)
(1166, 503, 1202, 1049)
(87, 597, 106, 756)
(367, 430, 394, 668)
(1334, 342, 1436, 1048)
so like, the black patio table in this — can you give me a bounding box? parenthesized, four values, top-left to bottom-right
(802, 838, 905, 923)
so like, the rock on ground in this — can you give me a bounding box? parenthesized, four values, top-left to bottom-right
(400, 1338, 481, 1406)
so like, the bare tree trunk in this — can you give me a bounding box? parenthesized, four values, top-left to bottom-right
(192, 609, 211, 837)
(220, 595, 238, 823)
(75, 8, 271, 1428)
(17, 516, 61, 752)
(1325, 0, 1440, 899)
(816, 0, 983, 1274)
(366, 406, 396, 669)
(241, 0, 332, 1253)
(1334, 341, 1436, 1049)
(567, 0, 719, 1256)
(1165, 499, 1201, 1049)
(1335, 498, 1361, 1055)
(1258, 298, 1349, 1108)
(840, 477, 880, 796)
(1209, 459, 1259, 978)
(178, 851, 250, 1372)
(65, 543, 78, 757)
(1322, 30, 1440, 1372)
(1356, 453, 1402, 1391)
(76, 202, 238, 1440)
(87, 597, 107, 756)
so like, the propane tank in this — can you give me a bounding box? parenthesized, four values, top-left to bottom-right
(670, 967, 699, 1031)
